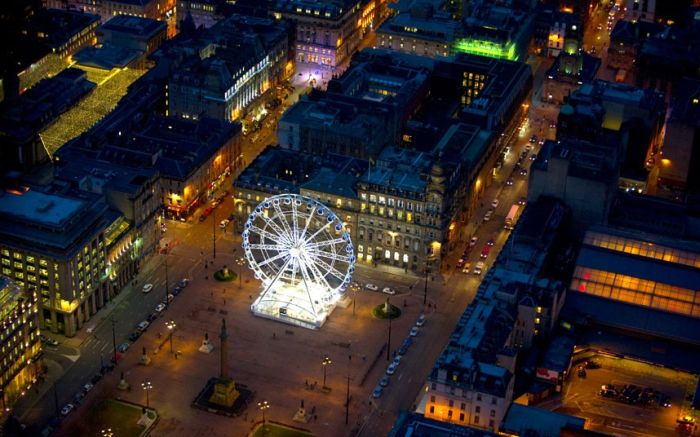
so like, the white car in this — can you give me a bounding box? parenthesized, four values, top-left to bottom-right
(491, 199, 499, 208)
(416, 314, 426, 327)
(83, 383, 93, 393)
(365, 283, 379, 291)
(469, 236, 478, 247)
(483, 211, 492, 222)
(61, 403, 75, 416)
(473, 261, 485, 275)
(382, 287, 396, 295)
(155, 303, 166, 313)
(142, 283, 153, 294)
(410, 327, 418, 337)
(386, 363, 397, 375)
(219, 219, 229, 229)
(372, 386, 383, 398)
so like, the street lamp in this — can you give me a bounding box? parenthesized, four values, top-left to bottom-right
(350, 282, 360, 316)
(258, 400, 270, 425)
(164, 243, 170, 309)
(235, 256, 246, 289)
(165, 320, 177, 353)
(212, 207, 217, 259)
(141, 381, 153, 408)
(111, 317, 117, 364)
(423, 267, 429, 305)
(100, 428, 113, 437)
(322, 355, 332, 388)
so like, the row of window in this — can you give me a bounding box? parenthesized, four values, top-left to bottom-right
(584, 231, 700, 269)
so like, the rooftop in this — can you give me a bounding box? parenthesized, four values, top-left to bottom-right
(0, 188, 84, 228)
(389, 411, 500, 437)
(502, 404, 585, 436)
(100, 14, 167, 38)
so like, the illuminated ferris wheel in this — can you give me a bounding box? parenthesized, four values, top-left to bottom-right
(242, 194, 355, 328)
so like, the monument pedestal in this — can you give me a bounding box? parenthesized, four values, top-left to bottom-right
(140, 355, 151, 365)
(199, 338, 214, 353)
(293, 407, 308, 423)
(118, 378, 130, 391)
(208, 377, 239, 407)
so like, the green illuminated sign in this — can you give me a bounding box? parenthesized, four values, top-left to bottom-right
(453, 38, 518, 61)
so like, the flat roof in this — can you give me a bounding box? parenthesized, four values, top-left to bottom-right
(0, 190, 85, 227)
(502, 404, 585, 436)
(100, 14, 166, 37)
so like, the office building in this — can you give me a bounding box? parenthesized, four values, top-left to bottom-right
(376, 0, 456, 59)
(176, 0, 221, 30)
(0, 187, 125, 337)
(44, 0, 177, 24)
(607, 20, 664, 71)
(0, 277, 42, 413)
(271, 0, 362, 74)
(168, 14, 290, 122)
(99, 15, 167, 57)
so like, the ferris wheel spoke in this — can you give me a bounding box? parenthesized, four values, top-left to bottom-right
(290, 199, 300, 244)
(259, 214, 293, 245)
(300, 251, 334, 292)
(273, 201, 295, 245)
(256, 250, 290, 268)
(305, 238, 346, 250)
(289, 257, 298, 284)
(306, 253, 346, 282)
(259, 256, 293, 301)
(250, 224, 292, 246)
(297, 258, 318, 314)
(297, 205, 316, 243)
(249, 243, 288, 251)
(302, 220, 333, 245)
(307, 249, 353, 264)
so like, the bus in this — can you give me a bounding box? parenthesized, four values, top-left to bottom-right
(505, 204, 519, 229)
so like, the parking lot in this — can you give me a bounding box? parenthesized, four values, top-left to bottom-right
(557, 353, 697, 436)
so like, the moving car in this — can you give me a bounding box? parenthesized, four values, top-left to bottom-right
(487, 237, 495, 247)
(219, 219, 229, 229)
(456, 258, 466, 269)
(491, 199, 499, 208)
(142, 283, 153, 293)
(519, 168, 528, 176)
(473, 261, 485, 275)
(480, 246, 490, 259)
(461, 262, 471, 274)
(529, 135, 537, 144)
(382, 287, 396, 295)
(469, 236, 478, 247)
(518, 197, 527, 206)
(483, 211, 492, 222)
(365, 283, 379, 291)
(506, 178, 514, 186)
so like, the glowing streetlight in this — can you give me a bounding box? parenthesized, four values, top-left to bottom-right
(165, 320, 177, 353)
(322, 355, 332, 388)
(258, 400, 270, 425)
(141, 381, 153, 408)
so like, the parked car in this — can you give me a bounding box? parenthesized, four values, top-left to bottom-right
(162, 293, 174, 304)
(83, 383, 93, 393)
(398, 344, 409, 355)
(60, 404, 75, 416)
(172, 285, 182, 296)
(379, 376, 389, 387)
(393, 355, 402, 366)
(179, 278, 189, 288)
(584, 360, 601, 369)
(155, 303, 166, 313)
(386, 363, 397, 375)
(409, 327, 418, 337)
(40, 334, 59, 346)
(382, 287, 396, 295)
(365, 283, 379, 291)
(483, 211, 492, 222)
(372, 386, 383, 398)
(128, 332, 141, 342)
(469, 236, 478, 247)
(219, 219, 229, 229)
(72, 392, 85, 404)
(91, 374, 103, 385)
(416, 314, 426, 327)
(491, 199, 499, 208)
(136, 321, 150, 332)
(146, 312, 158, 322)
(142, 283, 153, 294)
(117, 342, 130, 353)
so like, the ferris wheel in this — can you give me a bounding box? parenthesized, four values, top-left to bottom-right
(242, 194, 355, 327)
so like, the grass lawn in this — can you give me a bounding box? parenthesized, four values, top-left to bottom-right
(251, 422, 314, 437)
(81, 399, 155, 437)
(214, 269, 237, 282)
